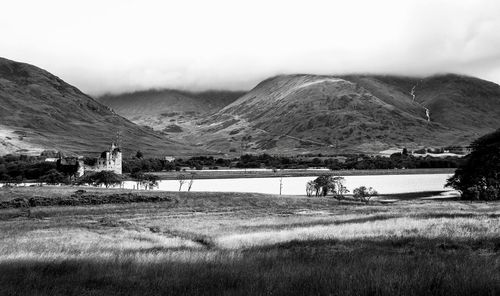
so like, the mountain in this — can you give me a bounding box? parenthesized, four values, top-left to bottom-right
(173, 74, 500, 154)
(0, 57, 205, 157)
(409, 74, 500, 132)
(98, 89, 245, 133)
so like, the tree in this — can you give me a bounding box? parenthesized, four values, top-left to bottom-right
(79, 171, 122, 188)
(56, 158, 82, 182)
(39, 169, 67, 185)
(142, 174, 159, 189)
(187, 173, 195, 192)
(131, 171, 159, 190)
(177, 174, 186, 191)
(446, 129, 500, 200)
(306, 180, 315, 197)
(135, 151, 143, 159)
(315, 175, 332, 197)
(306, 175, 348, 198)
(353, 186, 378, 203)
(331, 177, 349, 202)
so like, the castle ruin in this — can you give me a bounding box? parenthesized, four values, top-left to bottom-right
(47, 143, 122, 177)
(56, 156, 85, 178)
(86, 143, 122, 175)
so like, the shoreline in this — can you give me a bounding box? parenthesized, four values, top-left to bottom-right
(147, 168, 456, 180)
(0, 187, 457, 208)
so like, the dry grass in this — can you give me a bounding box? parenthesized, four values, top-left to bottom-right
(0, 186, 499, 295)
(216, 216, 499, 249)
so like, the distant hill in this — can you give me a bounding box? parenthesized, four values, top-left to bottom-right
(0, 57, 205, 157)
(98, 89, 245, 132)
(174, 74, 500, 154)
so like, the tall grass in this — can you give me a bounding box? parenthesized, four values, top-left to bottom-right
(0, 244, 498, 296)
(216, 216, 500, 249)
(0, 187, 499, 295)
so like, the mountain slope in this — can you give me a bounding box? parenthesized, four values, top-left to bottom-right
(98, 89, 245, 132)
(0, 57, 204, 156)
(179, 74, 500, 154)
(414, 74, 500, 132)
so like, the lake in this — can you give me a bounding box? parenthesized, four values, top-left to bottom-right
(122, 174, 453, 195)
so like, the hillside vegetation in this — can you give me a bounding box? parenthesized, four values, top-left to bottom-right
(3, 55, 499, 157)
(98, 89, 245, 134)
(182, 74, 500, 154)
(0, 57, 205, 157)
(101, 74, 500, 155)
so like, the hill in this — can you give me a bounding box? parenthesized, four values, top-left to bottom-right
(175, 74, 500, 154)
(411, 74, 500, 133)
(98, 89, 245, 133)
(0, 57, 205, 157)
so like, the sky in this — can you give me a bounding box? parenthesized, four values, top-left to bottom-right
(1, 0, 500, 95)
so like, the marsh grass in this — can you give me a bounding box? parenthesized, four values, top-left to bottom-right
(0, 186, 498, 295)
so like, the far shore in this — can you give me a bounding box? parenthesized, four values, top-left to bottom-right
(147, 168, 456, 180)
(0, 168, 456, 185)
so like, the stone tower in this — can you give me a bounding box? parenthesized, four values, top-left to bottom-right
(95, 142, 122, 174)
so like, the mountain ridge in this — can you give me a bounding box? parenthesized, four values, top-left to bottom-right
(3, 56, 499, 156)
(97, 88, 246, 134)
(0, 57, 206, 157)
(168, 73, 500, 154)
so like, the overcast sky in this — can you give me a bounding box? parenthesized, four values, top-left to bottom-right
(1, 0, 500, 95)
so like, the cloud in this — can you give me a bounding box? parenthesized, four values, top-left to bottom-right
(1, 0, 499, 95)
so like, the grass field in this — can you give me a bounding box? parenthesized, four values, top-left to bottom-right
(0, 186, 499, 295)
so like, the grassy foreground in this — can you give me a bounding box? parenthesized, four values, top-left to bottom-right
(0, 186, 499, 295)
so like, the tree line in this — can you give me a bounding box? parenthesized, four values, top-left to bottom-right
(1, 126, 498, 202)
(0, 155, 57, 183)
(122, 152, 462, 173)
(0, 152, 463, 184)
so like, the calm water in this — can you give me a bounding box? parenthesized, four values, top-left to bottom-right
(123, 174, 453, 195)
